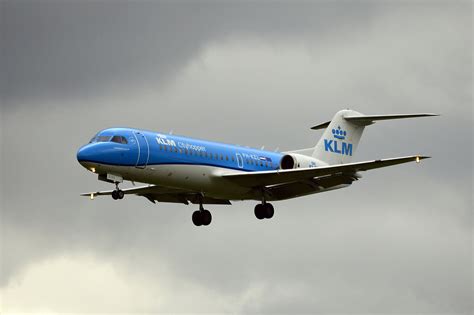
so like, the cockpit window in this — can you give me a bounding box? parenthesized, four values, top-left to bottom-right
(111, 135, 128, 144)
(89, 134, 127, 144)
(90, 135, 112, 143)
(89, 133, 99, 143)
(96, 135, 112, 142)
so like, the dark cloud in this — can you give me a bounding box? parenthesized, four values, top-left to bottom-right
(1, 1, 375, 105)
(1, 1, 472, 313)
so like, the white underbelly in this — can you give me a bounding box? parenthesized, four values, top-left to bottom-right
(99, 163, 253, 200)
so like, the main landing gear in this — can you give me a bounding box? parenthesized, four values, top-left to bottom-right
(111, 182, 124, 200)
(254, 203, 274, 220)
(192, 203, 212, 227)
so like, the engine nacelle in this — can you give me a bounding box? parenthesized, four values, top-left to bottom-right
(279, 153, 319, 169)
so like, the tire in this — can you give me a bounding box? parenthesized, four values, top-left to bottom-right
(192, 211, 203, 226)
(264, 203, 274, 219)
(111, 190, 119, 200)
(201, 210, 212, 226)
(254, 204, 265, 220)
(117, 190, 125, 199)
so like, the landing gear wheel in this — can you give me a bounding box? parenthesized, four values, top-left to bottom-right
(201, 210, 212, 226)
(112, 190, 124, 200)
(192, 210, 212, 226)
(192, 211, 203, 226)
(112, 190, 119, 200)
(264, 203, 274, 219)
(117, 190, 125, 199)
(254, 204, 265, 220)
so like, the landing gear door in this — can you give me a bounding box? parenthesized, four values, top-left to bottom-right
(133, 131, 149, 169)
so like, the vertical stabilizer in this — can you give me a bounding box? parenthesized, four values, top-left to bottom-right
(312, 110, 365, 165)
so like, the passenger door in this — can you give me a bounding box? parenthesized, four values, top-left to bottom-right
(236, 153, 244, 169)
(134, 131, 149, 169)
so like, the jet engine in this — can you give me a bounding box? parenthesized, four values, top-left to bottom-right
(279, 153, 319, 169)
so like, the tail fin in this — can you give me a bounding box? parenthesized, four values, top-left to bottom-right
(311, 109, 438, 165)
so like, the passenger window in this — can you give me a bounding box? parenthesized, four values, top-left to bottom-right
(220, 154, 223, 160)
(232, 156, 235, 162)
(226, 156, 229, 161)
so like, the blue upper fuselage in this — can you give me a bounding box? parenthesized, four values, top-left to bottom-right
(77, 127, 285, 172)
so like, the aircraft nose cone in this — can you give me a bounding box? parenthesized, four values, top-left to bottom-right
(77, 145, 93, 162)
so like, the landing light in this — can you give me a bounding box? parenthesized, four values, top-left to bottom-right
(416, 156, 420, 163)
(90, 167, 96, 173)
(90, 193, 95, 200)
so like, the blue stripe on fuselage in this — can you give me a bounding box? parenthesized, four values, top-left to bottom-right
(78, 127, 284, 172)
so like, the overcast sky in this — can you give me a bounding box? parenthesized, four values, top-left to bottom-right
(1, 1, 472, 314)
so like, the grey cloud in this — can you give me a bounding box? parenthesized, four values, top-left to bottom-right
(1, 1, 376, 105)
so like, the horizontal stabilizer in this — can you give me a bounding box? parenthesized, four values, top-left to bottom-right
(311, 113, 438, 129)
(344, 113, 439, 126)
(311, 121, 331, 130)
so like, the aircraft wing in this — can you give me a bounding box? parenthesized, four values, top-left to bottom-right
(222, 155, 429, 187)
(81, 185, 231, 205)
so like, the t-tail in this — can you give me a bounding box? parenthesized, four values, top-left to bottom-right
(311, 109, 438, 165)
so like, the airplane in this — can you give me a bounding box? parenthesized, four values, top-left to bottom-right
(77, 109, 437, 226)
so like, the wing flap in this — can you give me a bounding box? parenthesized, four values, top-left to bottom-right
(266, 174, 356, 201)
(222, 155, 429, 187)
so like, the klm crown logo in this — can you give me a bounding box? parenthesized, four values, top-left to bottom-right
(324, 125, 352, 156)
(332, 126, 347, 140)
